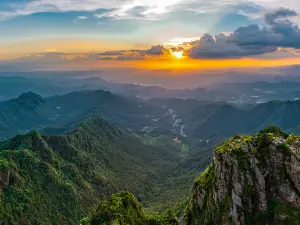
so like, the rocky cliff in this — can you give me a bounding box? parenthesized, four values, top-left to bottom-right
(185, 126, 300, 225)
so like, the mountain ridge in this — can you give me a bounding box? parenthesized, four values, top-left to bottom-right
(0, 117, 184, 224)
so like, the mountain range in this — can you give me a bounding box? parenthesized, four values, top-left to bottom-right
(2, 75, 300, 104)
(0, 117, 196, 224)
(2, 76, 300, 224)
(3, 89, 300, 143)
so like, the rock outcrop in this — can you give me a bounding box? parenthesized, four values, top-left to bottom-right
(185, 126, 300, 225)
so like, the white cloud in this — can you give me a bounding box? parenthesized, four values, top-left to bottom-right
(164, 37, 201, 46)
(1, 0, 300, 21)
(78, 16, 88, 20)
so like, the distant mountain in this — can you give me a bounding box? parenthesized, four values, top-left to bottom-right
(0, 90, 168, 139)
(0, 92, 50, 139)
(5, 90, 300, 142)
(2, 74, 300, 104)
(151, 98, 300, 139)
(0, 117, 183, 224)
(0, 76, 69, 100)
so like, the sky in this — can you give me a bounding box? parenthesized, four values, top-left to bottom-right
(2, 0, 300, 75)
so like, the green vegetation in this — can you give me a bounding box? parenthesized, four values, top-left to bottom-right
(0, 117, 206, 224)
(2, 116, 300, 225)
(0, 117, 181, 224)
(194, 163, 215, 189)
(259, 126, 288, 138)
(267, 201, 300, 225)
(81, 192, 178, 225)
(214, 134, 253, 153)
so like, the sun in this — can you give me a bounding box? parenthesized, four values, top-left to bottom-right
(172, 51, 183, 59)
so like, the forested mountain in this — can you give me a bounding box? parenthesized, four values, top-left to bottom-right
(0, 90, 168, 140)
(151, 98, 300, 139)
(4, 90, 300, 142)
(86, 127, 300, 225)
(0, 117, 188, 224)
(3, 89, 300, 224)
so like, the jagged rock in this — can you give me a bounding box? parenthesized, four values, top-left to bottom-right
(185, 127, 300, 225)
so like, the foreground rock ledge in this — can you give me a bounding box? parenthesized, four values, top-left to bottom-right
(186, 126, 300, 225)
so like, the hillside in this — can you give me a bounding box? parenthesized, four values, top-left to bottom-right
(0, 117, 183, 225)
(0, 92, 50, 139)
(81, 192, 179, 225)
(86, 127, 300, 225)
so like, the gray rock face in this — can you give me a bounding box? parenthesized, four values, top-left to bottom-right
(186, 130, 300, 225)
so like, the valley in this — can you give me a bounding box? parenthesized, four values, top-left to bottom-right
(1, 77, 300, 224)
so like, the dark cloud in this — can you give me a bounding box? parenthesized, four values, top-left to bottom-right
(265, 8, 297, 26)
(188, 33, 277, 58)
(187, 8, 300, 58)
(87, 45, 170, 60)
(97, 50, 127, 56)
(144, 45, 170, 55)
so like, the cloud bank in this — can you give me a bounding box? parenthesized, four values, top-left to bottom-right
(186, 8, 300, 58)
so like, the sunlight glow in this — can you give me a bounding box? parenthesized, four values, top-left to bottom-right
(172, 51, 183, 59)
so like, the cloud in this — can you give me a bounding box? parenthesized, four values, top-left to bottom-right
(23, 45, 170, 62)
(78, 16, 88, 20)
(144, 45, 170, 55)
(89, 45, 170, 59)
(187, 33, 277, 58)
(186, 7, 300, 58)
(73, 15, 88, 23)
(3, 6, 300, 60)
(235, 8, 300, 48)
(3, 0, 300, 22)
(265, 8, 297, 25)
(0, 0, 196, 20)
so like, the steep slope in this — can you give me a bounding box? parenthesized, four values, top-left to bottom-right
(186, 126, 300, 225)
(0, 117, 181, 225)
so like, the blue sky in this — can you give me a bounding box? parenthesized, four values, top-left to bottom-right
(1, 0, 300, 60)
(0, 1, 264, 43)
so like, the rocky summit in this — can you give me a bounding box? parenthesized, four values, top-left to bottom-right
(186, 126, 300, 225)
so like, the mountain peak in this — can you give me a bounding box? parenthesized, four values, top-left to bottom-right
(16, 92, 45, 105)
(186, 127, 300, 224)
